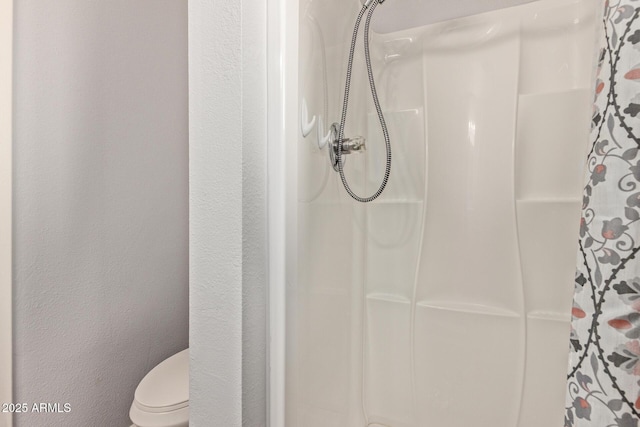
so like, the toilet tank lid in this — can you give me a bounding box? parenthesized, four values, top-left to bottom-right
(134, 349, 189, 412)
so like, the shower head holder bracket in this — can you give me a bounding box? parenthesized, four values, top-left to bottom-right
(363, 0, 385, 7)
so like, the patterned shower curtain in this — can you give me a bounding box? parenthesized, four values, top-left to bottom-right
(566, 1, 640, 426)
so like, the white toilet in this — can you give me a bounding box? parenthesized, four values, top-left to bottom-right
(130, 349, 189, 427)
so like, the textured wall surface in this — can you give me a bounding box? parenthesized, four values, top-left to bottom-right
(241, 0, 268, 425)
(0, 0, 12, 425)
(189, 0, 267, 425)
(189, 1, 243, 426)
(13, 1, 189, 425)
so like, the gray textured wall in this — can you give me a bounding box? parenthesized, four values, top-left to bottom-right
(189, 0, 267, 425)
(189, 0, 243, 424)
(13, 1, 189, 425)
(242, 0, 268, 424)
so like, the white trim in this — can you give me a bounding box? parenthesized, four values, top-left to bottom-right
(267, 0, 298, 425)
(267, 0, 285, 423)
(0, 0, 12, 426)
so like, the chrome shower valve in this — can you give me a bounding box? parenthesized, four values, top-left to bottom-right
(328, 123, 366, 172)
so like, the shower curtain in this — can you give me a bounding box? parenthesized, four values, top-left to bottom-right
(566, 1, 640, 426)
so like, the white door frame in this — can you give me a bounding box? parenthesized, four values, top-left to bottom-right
(267, 0, 298, 425)
(0, 0, 12, 426)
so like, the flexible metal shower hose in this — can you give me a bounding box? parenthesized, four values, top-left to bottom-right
(337, 0, 391, 203)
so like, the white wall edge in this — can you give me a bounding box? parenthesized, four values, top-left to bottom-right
(267, 0, 298, 425)
(0, 0, 12, 426)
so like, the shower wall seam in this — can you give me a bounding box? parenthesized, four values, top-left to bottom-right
(512, 20, 530, 427)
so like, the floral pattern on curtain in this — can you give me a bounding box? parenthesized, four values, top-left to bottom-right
(566, 1, 640, 426)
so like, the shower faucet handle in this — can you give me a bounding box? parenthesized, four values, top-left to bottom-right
(340, 136, 367, 154)
(328, 123, 366, 172)
(328, 123, 366, 156)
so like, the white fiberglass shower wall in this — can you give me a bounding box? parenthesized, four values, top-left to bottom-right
(279, 0, 600, 426)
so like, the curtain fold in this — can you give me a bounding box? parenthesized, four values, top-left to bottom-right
(566, 1, 640, 426)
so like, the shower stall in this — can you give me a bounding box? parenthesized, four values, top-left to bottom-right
(268, 0, 600, 425)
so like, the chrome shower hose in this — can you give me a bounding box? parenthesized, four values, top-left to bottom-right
(337, 0, 391, 203)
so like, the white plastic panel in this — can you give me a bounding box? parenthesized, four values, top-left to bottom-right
(516, 200, 582, 315)
(365, 108, 425, 299)
(288, 0, 599, 426)
(299, 292, 351, 412)
(371, 0, 538, 34)
(519, 0, 599, 94)
(298, 405, 345, 427)
(298, 203, 354, 294)
(366, 109, 425, 201)
(366, 202, 423, 298)
(518, 316, 574, 427)
(516, 90, 592, 199)
(414, 305, 523, 427)
(365, 297, 414, 426)
(416, 14, 523, 312)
